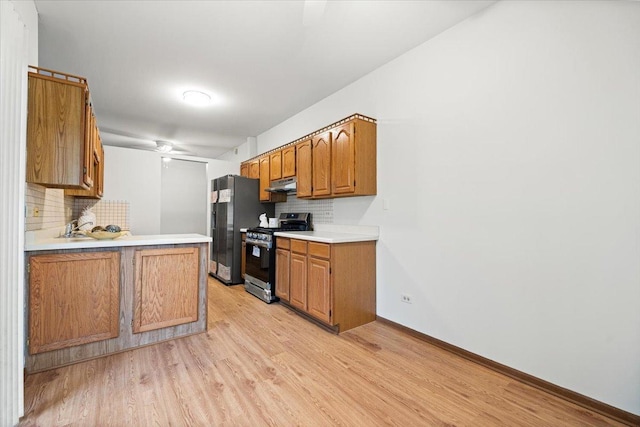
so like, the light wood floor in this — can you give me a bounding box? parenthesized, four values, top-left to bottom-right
(20, 278, 625, 426)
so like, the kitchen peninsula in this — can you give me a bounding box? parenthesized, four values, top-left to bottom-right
(24, 233, 211, 373)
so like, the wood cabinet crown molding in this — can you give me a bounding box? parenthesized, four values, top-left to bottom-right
(241, 113, 376, 164)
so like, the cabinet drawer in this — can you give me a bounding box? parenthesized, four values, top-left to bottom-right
(308, 242, 330, 259)
(291, 239, 307, 254)
(276, 237, 290, 249)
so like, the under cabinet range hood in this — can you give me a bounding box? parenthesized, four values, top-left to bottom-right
(266, 177, 297, 194)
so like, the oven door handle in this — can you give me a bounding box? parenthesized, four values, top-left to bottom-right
(246, 239, 272, 249)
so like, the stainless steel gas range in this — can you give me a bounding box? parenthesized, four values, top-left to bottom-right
(244, 213, 311, 303)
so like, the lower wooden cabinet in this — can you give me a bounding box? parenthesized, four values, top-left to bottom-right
(289, 251, 307, 309)
(307, 255, 331, 324)
(28, 251, 120, 354)
(275, 237, 291, 301)
(133, 247, 199, 333)
(275, 237, 376, 332)
(25, 242, 208, 373)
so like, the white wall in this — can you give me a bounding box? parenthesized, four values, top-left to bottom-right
(103, 145, 238, 235)
(2, 1, 37, 424)
(256, 1, 640, 415)
(217, 136, 257, 162)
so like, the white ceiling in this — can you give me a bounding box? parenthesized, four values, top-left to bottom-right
(35, 0, 496, 158)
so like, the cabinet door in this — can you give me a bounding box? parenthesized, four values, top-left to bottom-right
(296, 140, 312, 198)
(275, 247, 290, 301)
(240, 163, 249, 177)
(95, 140, 104, 197)
(289, 252, 307, 310)
(307, 256, 332, 324)
(82, 104, 95, 188)
(332, 121, 356, 195)
(134, 247, 200, 333)
(27, 75, 89, 188)
(312, 131, 332, 197)
(282, 145, 296, 178)
(270, 151, 282, 181)
(259, 156, 271, 201)
(249, 160, 260, 179)
(28, 251, 120, 354)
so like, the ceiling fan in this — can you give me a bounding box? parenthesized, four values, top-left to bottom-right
(100, 128, 196, 156)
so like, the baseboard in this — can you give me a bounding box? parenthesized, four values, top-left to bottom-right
(376, 316, 640, 427)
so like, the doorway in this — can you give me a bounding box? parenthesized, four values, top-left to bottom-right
(160, 157, 207, 235)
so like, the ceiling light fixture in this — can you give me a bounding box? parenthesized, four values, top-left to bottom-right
(155, 140, 173, 153)
(182, 90, 212, 107)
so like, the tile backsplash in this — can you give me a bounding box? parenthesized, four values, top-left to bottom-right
(275, 195, 333, 226)
(25, 183, 130, 232)
(73, 199, 130, 231)
(25, 184, 74, 231)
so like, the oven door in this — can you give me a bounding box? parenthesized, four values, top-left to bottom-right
(245, 240, 271, 285)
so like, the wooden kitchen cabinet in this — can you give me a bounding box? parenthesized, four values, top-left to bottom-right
(312, 131, 332, 197)
(282, 145, 296, 178)
(259, 156, 271, 201)
(275, 238, 376, 332)
(296, 139, 312, 198)
(248, 160, 260, 179)
(25, 242, 209, 373)
(240, 114, 375, 201)
(306, 243, 331, 323)
(133, 247, 200, 333)
(28, 251, 120, 354)
(275, 238, 291, 302)
(289, 239, 308, 310)
(27, 67, 95, 189)
(65, 109, 104, 199)
(240, 163, 249, 177)
(270, 150, 282, 181)
(331, 118, 377, 197)
(258, 155, 286, 203)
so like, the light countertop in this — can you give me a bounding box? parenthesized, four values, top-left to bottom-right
(25, 233, 212, 252)
(274, 224, 379, 244)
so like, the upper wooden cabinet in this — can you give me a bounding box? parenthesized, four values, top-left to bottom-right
(248, 159, 260, 179)
(270, 150, 282, 181)
(259, 156, 271, 201)
(26, 66, 96, 190)
(239, 114, 376, 201)
(332, 118, 376, 197)
(311, 131, 332, 198)
(240, 163, 249, 177)
(257, 155, 286, 203)
(296, 139, 312, 198)
(65, 108, 104, 199)
(282, 145, 296, 178)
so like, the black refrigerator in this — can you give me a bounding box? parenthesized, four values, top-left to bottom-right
(210, 175, 274, 285)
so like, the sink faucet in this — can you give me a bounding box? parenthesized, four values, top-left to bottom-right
(62, 219, 93, 238)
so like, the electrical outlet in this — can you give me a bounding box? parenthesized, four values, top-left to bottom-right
(33, 207, 40, 217)
(401, 293, 412, 304)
